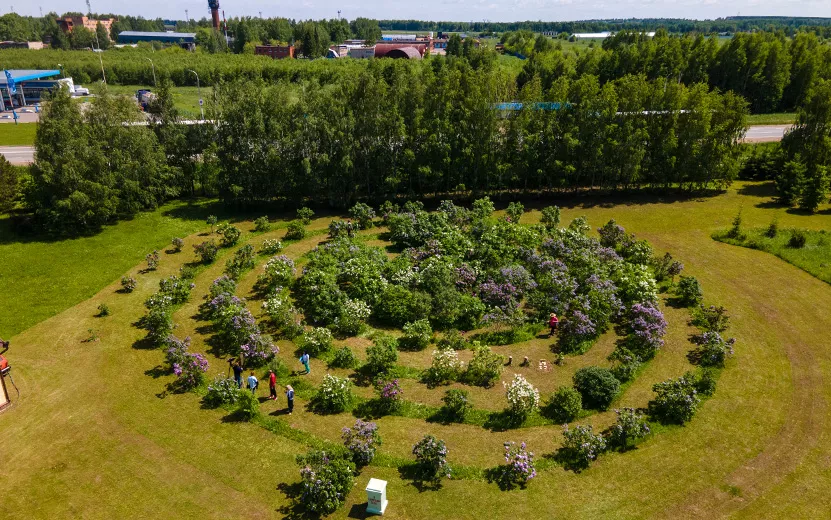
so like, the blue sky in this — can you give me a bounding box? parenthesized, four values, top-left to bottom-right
(9, 0, 831, 22)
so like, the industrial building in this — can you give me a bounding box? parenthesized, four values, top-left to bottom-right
(57, 16, 115, 39)
(0, 41, 44, 50)
(117, 31, 196, 50)
(0, 69, 65, 111)
(254, 45, 295, 59)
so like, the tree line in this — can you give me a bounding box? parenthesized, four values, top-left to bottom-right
(509, 28, 831, 113)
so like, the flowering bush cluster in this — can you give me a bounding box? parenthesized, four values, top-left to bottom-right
(624, 302, 667, 361)
(505, 374, 541, 419)
(349, 202, 376, 229)
(561, 424, 607, 470)
(257, 255, 296, 292)
(424, 347, 463, 386)
(207, 281, 277, 365)
(301, 327, 334, 357)
(193, 240, 219, 264)
(140, 293, 175, 347)
(297, 450, 355, 515)
(253, 216, 271, 233)
(400, 319, 433, 350)
(145, 250, 160, 271)
(313, 374, 353, 413)
(260, 239, 283, 255)
(120, 275, 137, 293)
(203, 376, 241, 408)
(164, 335, 208, 391)
(649, 373, 701, 424)
(261, 288, 304, 338)
(500, 441, 536, 487)
(412, 434, 450, 485)
(691, 331, 736, 367)
(375, 378, 403, 412)
(342, 420, 381, 467)
(440, 389, 471, 422)
(158, 275, 195, 305)
(171, 237, 185, 252)
(217, 223, 241, 247)
(608, 408, 651, 450)
(333, 298, 371, 336)
(285, 220, 306, 240)
(463, 343, 504, 387)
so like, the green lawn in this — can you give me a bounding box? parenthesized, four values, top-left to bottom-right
(746, 112, 796, 126)
(2, 183, 831, 518)
(714, 225, 831, 285)
(0, 122, 37, 146)
(102, 84, 206, 119)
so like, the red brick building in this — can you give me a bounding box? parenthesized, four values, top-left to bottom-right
(254, 45, 295, 59)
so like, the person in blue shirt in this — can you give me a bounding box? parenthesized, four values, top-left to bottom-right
(247, 371, 259, 394)
(299, 352, 310, 374)
(286, 384, 295, 414)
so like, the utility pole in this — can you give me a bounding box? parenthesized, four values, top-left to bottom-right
(185, 9, 189, 24)
(187, 69, 203, 120)
(145, 57, 157, 87)
(338, 10, 341, 20)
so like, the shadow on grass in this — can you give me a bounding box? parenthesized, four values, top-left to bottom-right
(484, 465, 530, 491)
(551, 448, 591, 473)
(144, 365, 167, 379)
(276, 481, 313, 520)
(397, 462, 443, 492)
(346, 503, 372, 519)
(482, 410, 525, 432)
(737, 181, 777, 198)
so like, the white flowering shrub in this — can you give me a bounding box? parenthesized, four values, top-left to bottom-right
(262, 288, 304, 338)
(424, 347, 463, 386)
(505, 374, 540, 418)
(333, 298, 371, 336)
(616, 263, 658, 305)
(301, 327, 334, 357)
(313, 374, 353, 413)
(258, 255, 297, 292)
(260, 239, 283, 255)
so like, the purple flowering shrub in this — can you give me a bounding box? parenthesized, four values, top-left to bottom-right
(257, 255, 296, 292)
(140, 293, 174, 347)
(297, 450, 355, 515)
(598, 219, 630, 249)
(557, 308, 598, 354)
(193, 240, 219, 264)
(203, 376, 240, 408)
(342, 419, 381, 467)
(608, 408, 650, 450)
(649, 374, 701, 424)
(145, 250, 160, 271)
(120, 275, 137, 293)
(500, 441, 536, 488)
(374, 377, 404, 413)
(171, 237, 185, 253)
(624, 302, 667, 360)
(240, 333, 278, 367)
(560, 424, 607, 471)
(412, 434, 450, 485)
(164, 335, 208, 391)
(158, 275, 195, 305)
(690, 331, 735, 367)
(348, 202, 376, 229)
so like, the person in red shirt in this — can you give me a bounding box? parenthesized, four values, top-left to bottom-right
(268, 369, 277, 400)
(548, 313, 560, 336)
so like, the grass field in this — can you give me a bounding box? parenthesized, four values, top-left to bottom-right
(2, 182, 831, 518)
(746, 113, 796, 126)
(0, 123, 37, 146)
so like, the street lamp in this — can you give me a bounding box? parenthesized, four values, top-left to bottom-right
(186, 69, 203, 120)
(145, 57, 157, 88)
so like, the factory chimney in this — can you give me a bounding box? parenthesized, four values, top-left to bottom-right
(208, 0, 220, 31)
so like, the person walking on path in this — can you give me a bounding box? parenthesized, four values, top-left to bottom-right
(247, 371, 259, 394)
(268, 369, 277, 400)
(299, 352, 310, 374)
(548, 313, 560, 337)
(232, 360, 243, 389)
(286, 385, 295, 414)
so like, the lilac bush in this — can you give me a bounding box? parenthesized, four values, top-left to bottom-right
(560, 424, 607, 470)
(650, 374, 701, 424)
(258, 255, 296, 291)
(504, 374, 541, 419)
(165, 335, 208, 390)
(145, 250, 160, 270)
(557, 308, 597, 354)
(608, 408, 651, 450)
(297, 451, 355, 515)
(501, 441, 536, 488)
(342, 419, 381, 467)
(376, 378, 403, 412)
(120, 275, 137, 293)
(626, 302, 667, 360)
(691, 331, 736, 367)
(598, 219, 629, 249)
(240, 333, 279, 367)
(412, 434, 450, 484)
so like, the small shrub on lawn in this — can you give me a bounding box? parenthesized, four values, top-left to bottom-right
(500, 441, 536, 488)
(240, 334, 279, 368)
(206, 215, 217, 233)
(165, 335, 208, 391)
(438, 329, 469, 350)
(540, 205, 561, 230)
(97, 303, 110, 317)
(140, 295, 174, 347)
(296, 207, 314, 225)
(349, 202, 376, 229)
(727, 210, 745, 240)
(572, 366, 620, 410)
(329, 346, 358, 369)
(313, 374, 353, 413)
(765, 219, 778, 238)
(218, 223, 241, 247)
(506, 201, 524, 223)
(171, 237, 184, 252)
(560, 424, 607, 470)
(400, 319, 433, 350)
(545, 386, 582, 423)
(333, 298, 371, 337)
(261, 288, 304, 338)
(690, 304, 730, 333)
(260, 239, 283, 255)
(253, 216, 271, 233)
(788, 229, 807, 248)
(297, 450, 355, 515)
(624, 302, 667, 361)
(609, 348, 641, 383)
(649, 373, 701, 424)
(375, 377, 404, 413)
(365, 335, 399, 375)
(424, 347, 463, 386)
(694, 369, 718, 396)
(120, 275, 137, 293)
(342, 419, 381, 467)
(690, 331, 736, 367)
(463, 343, 504, 387)
(676, 276, 703, 307)
(412, 435, 450, 485)
(145, 250, 160, 271)
(159, 275, 194, 304)
(203, 376, 241, 408)
(505, 373, 540, 420)
(440, 389, 471, 422)
(608, 408, 650, 450)
(224, 244, 256, 280)
(285, 220, 306, 240)
(301, 327, 334, 357)
(193, 240, 219, 264)
(179, 265, 197, 281)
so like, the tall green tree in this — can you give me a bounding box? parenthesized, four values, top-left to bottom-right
(350, 18, 381, 43)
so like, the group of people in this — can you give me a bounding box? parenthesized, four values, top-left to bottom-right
(228, 352, 312, 415)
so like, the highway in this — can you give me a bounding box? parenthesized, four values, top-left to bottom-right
(0, 126, 792, 165)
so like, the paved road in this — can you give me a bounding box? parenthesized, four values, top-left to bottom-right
(0, 125, 794, 165)
(0, 146, 34, 164)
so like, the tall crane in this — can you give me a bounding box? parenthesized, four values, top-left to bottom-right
(208, 0, 220, 31)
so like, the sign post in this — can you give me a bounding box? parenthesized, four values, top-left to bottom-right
(365, 478, 388, 515)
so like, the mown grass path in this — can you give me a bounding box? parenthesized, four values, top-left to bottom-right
(2, 182, 831, 518)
